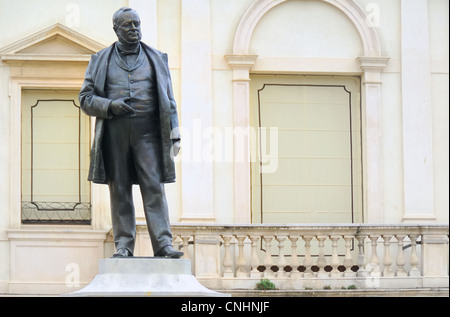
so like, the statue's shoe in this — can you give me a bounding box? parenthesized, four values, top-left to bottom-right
(154, 245, 184, 258)
(112, 248, 133, 257)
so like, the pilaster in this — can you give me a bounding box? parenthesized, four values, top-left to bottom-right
(400, 0, 435, 222)
(358, 56, 390, 223)
(225, 55, 258, 223)
(179, 0, 214, 222)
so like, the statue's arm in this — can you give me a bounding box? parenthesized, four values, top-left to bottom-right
(79, 58, 113, 119)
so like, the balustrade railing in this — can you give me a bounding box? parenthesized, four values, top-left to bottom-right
(136, 224, 449, 290)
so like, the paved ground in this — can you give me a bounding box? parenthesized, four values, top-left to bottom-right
(1, 288, 448, 297)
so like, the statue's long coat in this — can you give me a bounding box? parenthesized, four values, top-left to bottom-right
(79, 42, 180, 184)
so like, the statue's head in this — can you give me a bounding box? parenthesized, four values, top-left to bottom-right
(113, 7, 142, 46)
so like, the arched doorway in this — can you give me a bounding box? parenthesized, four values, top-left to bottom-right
(226, 0, 390, 223)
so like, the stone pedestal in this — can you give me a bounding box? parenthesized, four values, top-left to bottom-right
(64, 257, 230, 297)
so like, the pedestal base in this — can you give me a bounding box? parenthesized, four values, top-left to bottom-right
(64, 257, 230, 297)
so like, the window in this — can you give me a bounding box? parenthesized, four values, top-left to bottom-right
(251, 75, 363, 224)
(21, 89, 91, 224)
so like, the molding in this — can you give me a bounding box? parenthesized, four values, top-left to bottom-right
(1, 54, 92, 63)
(402, 215, 438, 223)
(225, 54, 258, 82)
(358, 56, 390, 84)
(7, 228, 109, 241)
(0, 23, 105, 63)
(225, 54, 258, 70)
(357, 56, 390, 72)
(0, 23, 105, 53)
(179, 214, 216, 223)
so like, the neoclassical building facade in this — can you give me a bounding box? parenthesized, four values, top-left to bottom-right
(0, 0, 448, 294)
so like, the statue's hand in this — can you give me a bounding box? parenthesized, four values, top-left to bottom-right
(171, 140, 181, 157)
(110, 97, 135, 116)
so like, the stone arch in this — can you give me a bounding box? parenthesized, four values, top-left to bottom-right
(233, 0, 381, 57)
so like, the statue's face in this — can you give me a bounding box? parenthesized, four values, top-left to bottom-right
(114, 10, 142, 45)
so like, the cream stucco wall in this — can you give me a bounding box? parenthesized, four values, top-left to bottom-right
(0, 0, 448, 294)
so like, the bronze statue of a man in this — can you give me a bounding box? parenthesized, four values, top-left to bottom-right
(79, 7, 182, 258)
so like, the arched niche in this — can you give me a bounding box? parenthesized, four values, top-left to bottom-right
(249, 0, 363, 58)
(233, 0, 381, 56)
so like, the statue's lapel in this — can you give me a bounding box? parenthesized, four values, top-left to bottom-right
(141, 42, 170, 108)
(92, 45, 114, 97)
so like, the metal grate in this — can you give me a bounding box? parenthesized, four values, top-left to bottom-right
(21, 201, 91, 224)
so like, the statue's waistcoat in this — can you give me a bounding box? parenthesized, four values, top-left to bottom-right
(105, 45, 159, 118)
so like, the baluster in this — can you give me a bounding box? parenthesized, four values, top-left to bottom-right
(180, 234, 191, 260)
(289, 235, 301, 278)
(408, 234, 420, 276)
(343, 235, 355, 277)
(368, 235, 380, 269)
(276, 235, 288, 277)
(330, 235, 341, 277)
(262, 235, 275, 278)
(236, 235, 248, 277)
(395, 234, 407, 277)
(366, 235, 381, 286)
(356, 235, 367, 277)
(316, 235, 328, 278)
(382, 234, 394, 276)
(249, 235, 262, 278)
(222, 235, 234, 277)
(303, 235, 314, 277)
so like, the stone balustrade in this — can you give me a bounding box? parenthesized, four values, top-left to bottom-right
(135, 224, 449, 291)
